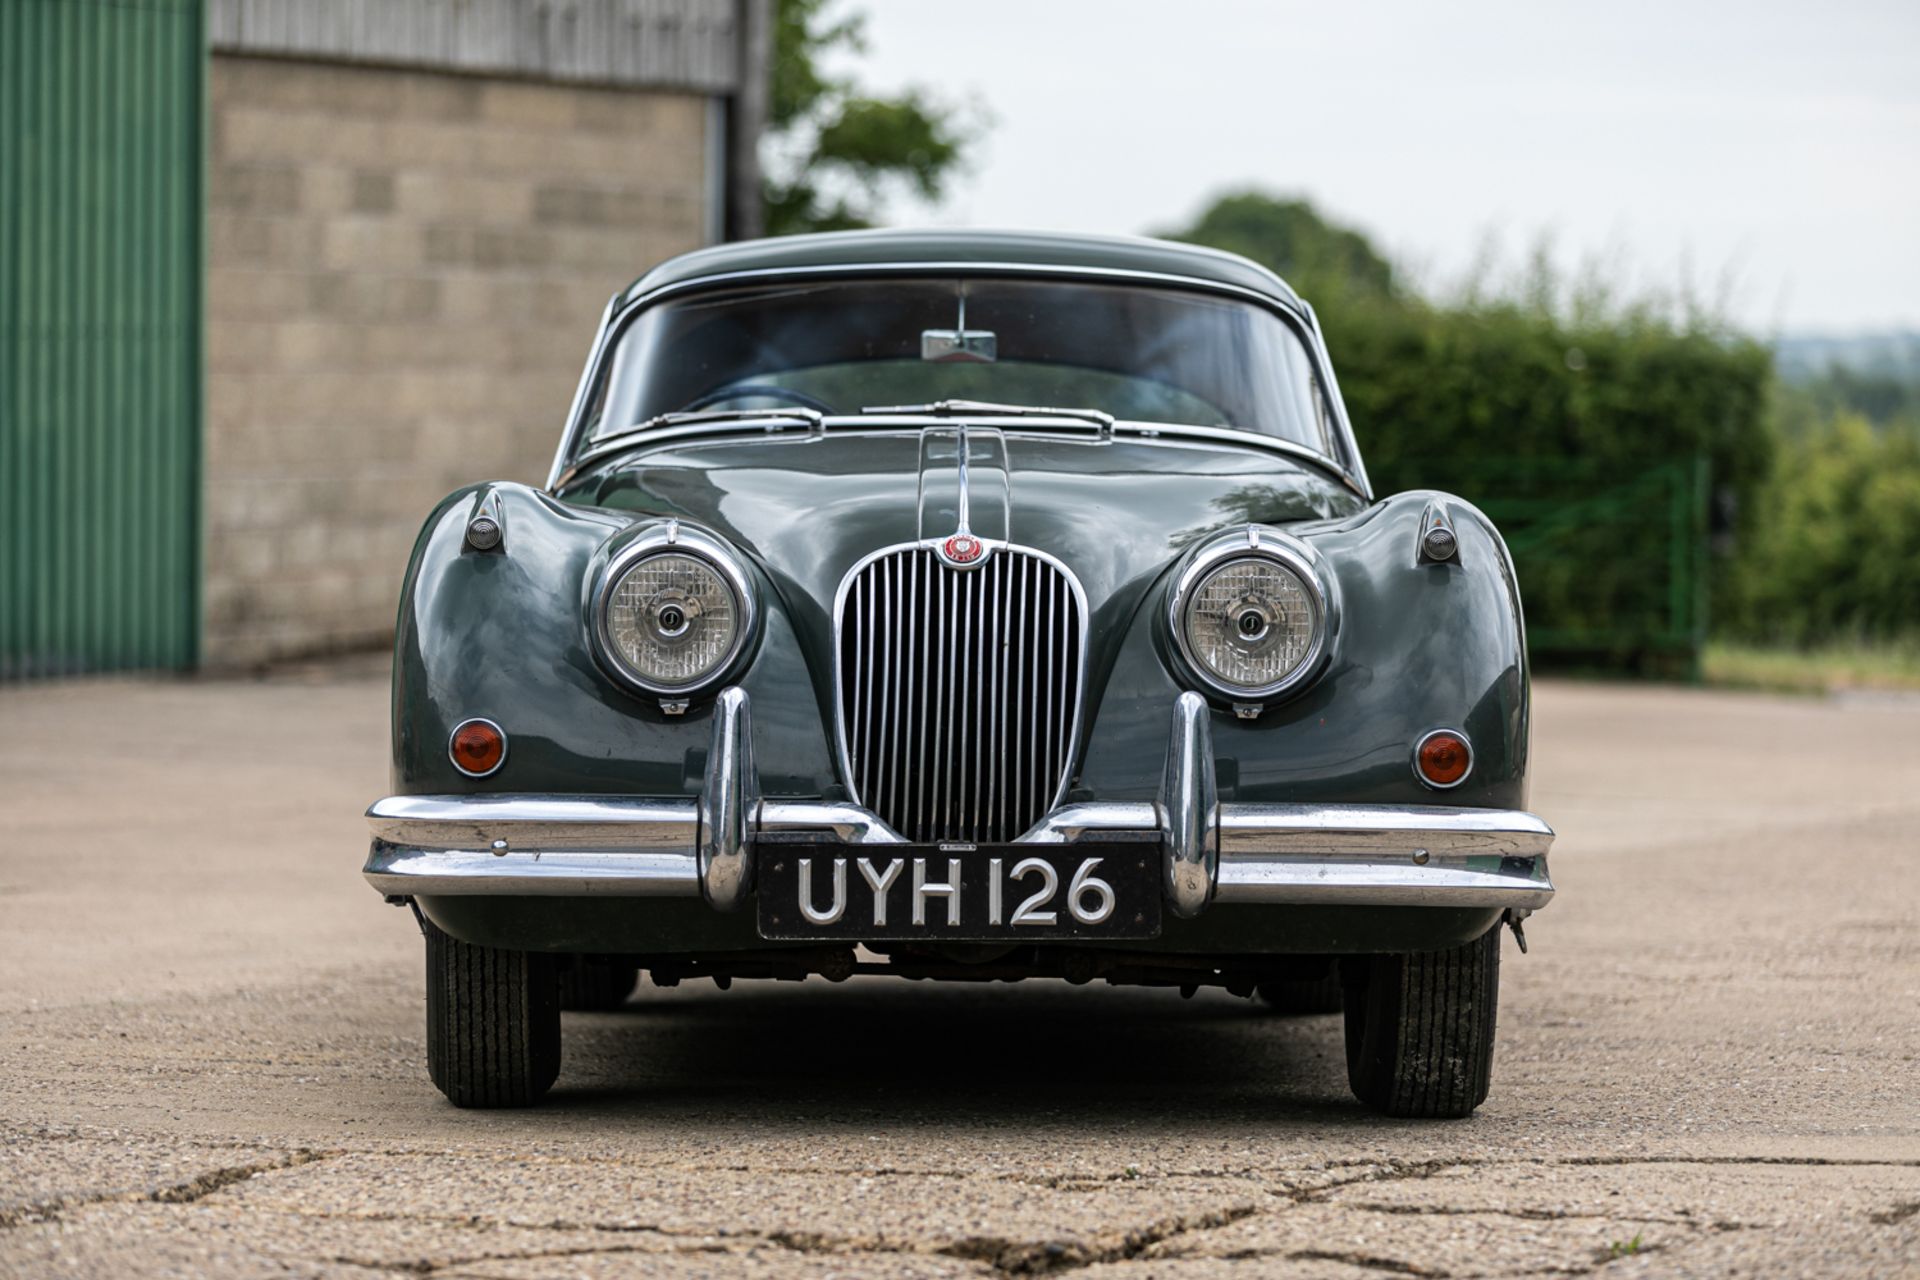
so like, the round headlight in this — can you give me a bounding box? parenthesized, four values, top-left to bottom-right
(594, 528, 753, 696)
(1171, 531, 1331, 701)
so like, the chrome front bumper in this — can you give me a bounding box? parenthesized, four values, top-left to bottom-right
(365, 690, 1554, 917)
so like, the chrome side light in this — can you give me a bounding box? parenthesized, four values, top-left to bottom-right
(1417, 499, 1460, 565)
(464, 489, 507, 553)
(465, 514, 503, 551)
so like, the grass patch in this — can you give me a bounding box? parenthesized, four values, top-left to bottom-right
(1608, 1233, 1646, 1259)
(1703, 640, 1920, 694)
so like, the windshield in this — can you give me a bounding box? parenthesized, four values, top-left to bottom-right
(587, 277, 1340, 455)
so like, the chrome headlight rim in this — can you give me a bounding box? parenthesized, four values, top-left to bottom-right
(590, 523, 757, 698)
(1167, 527, 1336, 703)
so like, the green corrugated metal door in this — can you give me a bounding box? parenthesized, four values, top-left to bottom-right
(1, 0, 204, 678)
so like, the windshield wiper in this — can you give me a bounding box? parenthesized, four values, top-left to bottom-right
(859, 399, 1115, 433)
(579, 400, 1114, 479)
(558, 408, 828, 488)
(592, 406, 824, 447)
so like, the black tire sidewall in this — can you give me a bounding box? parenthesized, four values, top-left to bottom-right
(1342, 926, 1501, 1118)
(424, 917, 561, 1107)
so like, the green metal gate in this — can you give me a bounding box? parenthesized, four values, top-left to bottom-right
(1484, 457, 1710, 671)
(1, 0, 205, 679)
(1382, 457, 1712, 675)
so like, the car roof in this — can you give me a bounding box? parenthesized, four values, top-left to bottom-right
(615, 227, 1306, 311)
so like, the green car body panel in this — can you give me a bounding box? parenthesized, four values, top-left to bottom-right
(385, 230, 1534, 958)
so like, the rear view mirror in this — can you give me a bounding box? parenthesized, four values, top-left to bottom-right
(922, 290, 996, 363)
(921, 328, 997, 363)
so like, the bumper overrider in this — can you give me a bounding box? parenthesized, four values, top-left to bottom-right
(364, 689, 1554, 918)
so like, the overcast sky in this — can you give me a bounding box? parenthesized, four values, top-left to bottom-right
(842, 0, 1919, 334)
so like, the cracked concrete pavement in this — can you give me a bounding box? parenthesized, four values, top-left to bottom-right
(0, 668, 1916, 1278)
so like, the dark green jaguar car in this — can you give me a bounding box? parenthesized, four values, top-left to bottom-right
(366, 228, 1554, 1116)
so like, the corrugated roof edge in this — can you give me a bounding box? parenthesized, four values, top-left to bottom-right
(615, 228, 1306, 310)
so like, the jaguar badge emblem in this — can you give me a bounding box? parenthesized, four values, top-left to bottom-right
(943, 534, 983, 563)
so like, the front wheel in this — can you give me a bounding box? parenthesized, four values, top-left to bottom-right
(425, 918, 561, 1107)
(1342, 926, 1500, 1118)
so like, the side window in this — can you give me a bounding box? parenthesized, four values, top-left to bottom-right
(1266, 323, 1339, 457)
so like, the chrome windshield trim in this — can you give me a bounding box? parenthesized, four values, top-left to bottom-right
(549, 260, 1371, 499)
(1298, 298, 1370, 496)
(548, 290, 620, 492)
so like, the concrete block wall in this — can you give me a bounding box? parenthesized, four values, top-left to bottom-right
(203, 55, 711, 667)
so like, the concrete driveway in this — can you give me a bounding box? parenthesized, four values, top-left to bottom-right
(1, 669, 1916, 1278)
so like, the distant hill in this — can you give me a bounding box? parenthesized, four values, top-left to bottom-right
(1774, 330, 1920, 384)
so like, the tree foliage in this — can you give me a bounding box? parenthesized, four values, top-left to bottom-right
(1773, 364, 1920, 435)
(1160, 191, 1396, 303)
(763, 0, 975, 236)
(1725, 415, 1920, 644)
(1166, 190, 1781, 661)
(1171, 189, 1920, 651)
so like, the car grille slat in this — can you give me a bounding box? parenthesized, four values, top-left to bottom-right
(839, 546, 1083, 845)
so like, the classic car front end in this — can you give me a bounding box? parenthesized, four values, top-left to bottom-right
(366, 229, 1554, 1116)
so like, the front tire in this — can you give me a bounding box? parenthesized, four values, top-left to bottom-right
(1342, 926, 1500, 1118)
(425, 918, 561, 1108)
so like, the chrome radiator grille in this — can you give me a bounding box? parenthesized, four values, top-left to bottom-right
(837, 546, 1084, 844)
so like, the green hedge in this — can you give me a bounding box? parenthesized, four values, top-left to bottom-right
(1722, 415, 1920, 645)
(1164, 198, 1786, 665)
(1317, 297, 1772, 663)
(1322, 297, 1771, 514)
